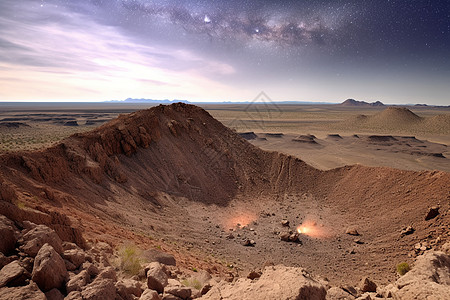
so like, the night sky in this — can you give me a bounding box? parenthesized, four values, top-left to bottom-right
(0, 0, 449, 104)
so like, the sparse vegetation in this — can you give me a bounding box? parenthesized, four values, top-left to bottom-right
(15, 201, 26, 209)
(181, 278, 203, 290)
(117, 243, 144, 275)
(396, 262, 411, 275)
(192, 267, 198, 272)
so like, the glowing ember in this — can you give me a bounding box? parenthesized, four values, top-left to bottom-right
(296, 220, 328, 238)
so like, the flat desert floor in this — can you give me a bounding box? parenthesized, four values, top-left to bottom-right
(1, 103, 449, 172)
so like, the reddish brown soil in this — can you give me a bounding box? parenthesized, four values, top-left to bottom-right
(0, 103, 449, 286)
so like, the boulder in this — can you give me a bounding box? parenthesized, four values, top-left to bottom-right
(81, 278, 116, 300)
(146, 262, 169, 293)
(20, 225, 63, 257)
(326, 287, 355, 299)
(0, 260, 30, 287)
(31, 243, 68, 292)
(345, 227, 359, 236)
(392, 250, 450, 299)
(66, 270, 89, 293)
(358, 277, 377, 293)
(116, 279, 143, 300)
(62, 249, 86, 269)
(65, 291, 83, 300)
(200, 265, 327, 300)
(425, 206, 439, 220)
(0, 215, 17, 255)
(165, 279, 192, 299)
(145, 249, 176, 266)
(97, 266, 117, 281)
(0, 253, 14, 269)
(45, 288, 64, 300)
(140, 288, 161, 300)
(80, 261, 99, 278)
(0, 281, 46, 300)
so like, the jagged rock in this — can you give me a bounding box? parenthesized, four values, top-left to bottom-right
(199, 265, 326, 300)
(0, 260, 30, 287)
(0, 215, 17, 255)
(165, 279, 192, 299)
(116, 279, 143, 300)
(200, 284, 212, 295)
(341, 286, 358, 297)
(400, 226, 415, 236)
(80, 261, 99, 278)
(81, 278, 116, 300)
(162, 294, 182, 300)
(345, 227, 359, 236)
(289, 233, 300, 242)
(62, 242, 82, 252)
(31, 243, 68, 292)
(0, 281, 46, 300)
(0, 253, 14, 269)
(281, 220, 290, 227)
(146, 262, 169, 293)
(66, 270, 89, 293)
(425, 206, 439, 220)
(64, 259, 77, 271)
(20, 225, 63, 257)
(355, 293, 374, 300)
(140, 288, 161, 300)
(326, 287, 355, 299)
(65, 291, 83, 300)
(97, 266, 117, 281)
(20, 256, 34, 273)
(62, 249, 87, 269)
(45, 288, 64, 300)
(280, 232, 290, 242)
(358, 277, 377, 293)
(393, 250, 450, 299)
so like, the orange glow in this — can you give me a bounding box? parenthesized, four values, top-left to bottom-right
(296, 220, 329, 238)
(225, 213, 257, 229)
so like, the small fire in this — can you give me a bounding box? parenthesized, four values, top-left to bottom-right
(296, 220, 328, 238)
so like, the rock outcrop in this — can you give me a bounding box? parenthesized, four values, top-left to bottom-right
(200, 265, 327, 300)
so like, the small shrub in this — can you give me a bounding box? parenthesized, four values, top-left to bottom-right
(181, 278, 202, 290)
(118, 243, 143, 275)
(192, 267, 198, 272)
(397, 262, 411, 275)
(16, 201, 26, 209)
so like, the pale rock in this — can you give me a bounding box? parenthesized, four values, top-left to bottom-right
(139, 289, 161, 300)
(199, 265, 326, 300)
(116, 279, 143, 300)
(146, 262, 169, 293)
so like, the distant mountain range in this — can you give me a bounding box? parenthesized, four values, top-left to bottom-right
(338, 99, 385, 107)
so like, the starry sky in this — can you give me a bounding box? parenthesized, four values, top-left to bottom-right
(0, 0, 449, 104)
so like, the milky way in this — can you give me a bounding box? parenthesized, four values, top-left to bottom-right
(0, 0, 449, 104)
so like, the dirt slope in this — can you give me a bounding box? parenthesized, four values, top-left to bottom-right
(0, 103, 449, 285)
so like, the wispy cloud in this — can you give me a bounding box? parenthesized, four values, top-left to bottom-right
(0, 0, 237, 100)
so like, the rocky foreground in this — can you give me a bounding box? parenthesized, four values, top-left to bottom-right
(1, 214, 449, 300)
